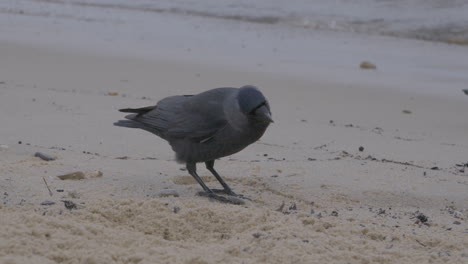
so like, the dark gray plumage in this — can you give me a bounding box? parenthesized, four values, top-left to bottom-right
(114, 85, 272, 203)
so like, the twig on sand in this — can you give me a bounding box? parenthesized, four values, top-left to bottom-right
(42, 177, 53, 197)
(415, 239, 427, 247)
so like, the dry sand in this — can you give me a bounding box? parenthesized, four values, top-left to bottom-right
(1, 40, 468, 264)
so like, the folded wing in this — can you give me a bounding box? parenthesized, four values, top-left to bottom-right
(125, 88, 235, 142)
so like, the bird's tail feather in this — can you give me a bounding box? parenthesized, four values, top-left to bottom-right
(119, 106, 155, 114)
(113, 120, 142, 128)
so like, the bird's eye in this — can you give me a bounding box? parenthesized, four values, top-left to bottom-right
(249, 102, 266, 115)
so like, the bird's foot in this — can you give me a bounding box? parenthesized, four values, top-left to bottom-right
(211, 189, 251, 201)
(198, 191, 245, 205)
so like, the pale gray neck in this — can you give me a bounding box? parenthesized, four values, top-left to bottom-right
(224, 92, 248, 131)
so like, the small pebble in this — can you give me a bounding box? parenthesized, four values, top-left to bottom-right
(41, 201, 55, 206)
(157, 189, 180, 197)
(56, 189, 64, 192)
(57, 171, 85, 180)
(252, 232, 264, 238)
(360, 61, 377, 69)
(289, 203, 297, 211)
(453, 221, 461, 225)
(453, 211, 464, 219)
(331, 211, 339, 217)
(91, 171, 103, 178)
(34, 152, 56, 161)
(463, 89, 468, 96)
(359, 146, 364, 152)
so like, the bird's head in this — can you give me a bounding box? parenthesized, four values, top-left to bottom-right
(238, 85, 273, 123)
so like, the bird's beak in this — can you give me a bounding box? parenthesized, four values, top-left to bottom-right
(256, 105, 274, 123)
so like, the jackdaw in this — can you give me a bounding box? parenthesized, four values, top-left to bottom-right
(114, 85, 272, 203)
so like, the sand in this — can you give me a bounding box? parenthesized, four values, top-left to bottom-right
(1, 5, 468, 260)
(0, 41, 467, 264)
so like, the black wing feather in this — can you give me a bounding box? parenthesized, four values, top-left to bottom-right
(125, 88, 235, 142)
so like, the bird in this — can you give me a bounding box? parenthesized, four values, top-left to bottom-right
(114, 85, 273, 203)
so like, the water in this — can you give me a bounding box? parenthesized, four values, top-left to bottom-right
(3, 0, 468, 43)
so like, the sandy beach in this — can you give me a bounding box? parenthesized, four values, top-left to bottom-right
(1, 1, 468, 263)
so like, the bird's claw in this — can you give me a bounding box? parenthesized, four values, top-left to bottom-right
(198, 191, 246, 205)
(211, 189, 252, 201)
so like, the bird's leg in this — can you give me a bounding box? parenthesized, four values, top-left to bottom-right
(205, 160, 235, 195)
(186, 162, 243, 204)
(186, 162, 211, 193)
(205, 160, 250, 200)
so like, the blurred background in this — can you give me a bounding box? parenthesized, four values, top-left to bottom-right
(1, 0, 468, 97)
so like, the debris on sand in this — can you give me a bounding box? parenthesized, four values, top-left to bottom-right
(157, 189, 180, 198)
(34, 152, 56, 161)
(463, 89, 468, 95)
(40, 200, 55, 206)
(415, 213, 428, 224)
(42, 177, 53, 197)
(107, 92, 119, 96)
(402, 110, 412, 114)
(289, 202, 297, 211)
(360, 61, 377, 69)
(57, 171, 85, 180)
(90, 171, 103, 178)
(453, 211, 464, 219)
(252, 232, 266, 238)
(62, 200, 78, 210)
